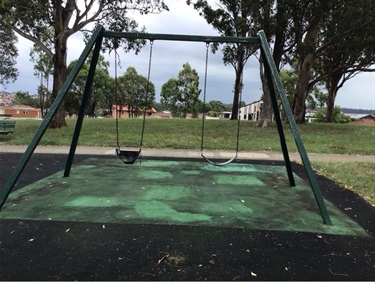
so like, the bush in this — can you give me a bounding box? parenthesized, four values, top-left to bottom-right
(314, 106, 351, 123)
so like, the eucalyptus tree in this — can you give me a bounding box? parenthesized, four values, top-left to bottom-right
(291, 0, 375, 123)
(312, 0, 375, 122)
(0, 0, 168, 128)
(0, 21, 18, 86)
(160, 78, 181, 117)
(187, 0, 258, 120)
(161, 63, 201, 118)
(66, 54, 112, 117)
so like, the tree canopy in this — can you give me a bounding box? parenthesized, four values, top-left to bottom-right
(0, 0, 168, 127)
(161, 62, 201, 118)
(0, 21, 18, 86)
(188, 0, 257, 120)
(117, 66, 156, 118)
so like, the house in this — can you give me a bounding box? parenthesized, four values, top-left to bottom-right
(0, 105, 42, 118)
(219, 111, 233, 119)
(111, 105, 157, 118)
(349, 113, 375, 126)
(239, 100, 263, 121)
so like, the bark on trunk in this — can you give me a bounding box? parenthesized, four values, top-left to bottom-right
(292, 54, 315, 123)
(48, 2, 73, 128)
(292, 13, 323, 124)
(257, 2, 285, 128)
(257, 61, 273, 127)
(325, 88, 336, 123)
(49, 34, 68, 128)
(324, 73, 342, 123)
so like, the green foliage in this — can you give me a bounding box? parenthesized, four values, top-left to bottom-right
(0, 20, 18, 85)
(0, 0, 168, 127)
(66, 54, 114, 117)
(161, 63, 201, 118)
(12, 91, 39, 107)
(207, 100, 226, 113)
(315, 106, 351, 124)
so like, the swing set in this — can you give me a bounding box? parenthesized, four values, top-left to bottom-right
(0, 25, 332, 225)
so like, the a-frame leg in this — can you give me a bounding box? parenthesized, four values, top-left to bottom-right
(258, 30, 332, 225)
(64, 34, 104, 177)
(0, 25, 104, 210)
(261, 53, 296, 187)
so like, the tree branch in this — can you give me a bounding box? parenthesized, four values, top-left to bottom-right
(11, 25, 53, 60)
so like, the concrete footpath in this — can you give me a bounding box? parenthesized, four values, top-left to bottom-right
(1, 145, 374, 162)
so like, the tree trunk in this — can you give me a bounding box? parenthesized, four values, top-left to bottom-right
(49, 34, 68, 128)
(292, 54, 315, 123)
(257, 61, 273, 127)
(48, 3, 73, 128)
(257, 1, 285, 127)
(230, 45, 245, 120)
(292, 13, 322, 124)
(324, 75, 342, 122)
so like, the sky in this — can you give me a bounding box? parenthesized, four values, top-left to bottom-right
(3, 1, 375, 110)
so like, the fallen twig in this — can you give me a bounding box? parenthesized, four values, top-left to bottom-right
(329, 268, 348, 277)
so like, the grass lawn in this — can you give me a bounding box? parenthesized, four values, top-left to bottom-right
(1, 118, 374, 155)
(1, 118, 374, 206)
(312, 162, 375, 206)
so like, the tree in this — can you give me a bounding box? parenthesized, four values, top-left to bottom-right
(280, 68, 327, 111)
(178, 63, 201, 118)
(160, 78, 181, 117)
(12, 91, 39, 107)
(188, 0, 257, 120)
(312, 0, 375, 122)
(161, 63, 201, 118)
(253, 0, 297, 127)
(292, 0, 375, 123)
(117, 66, 155, 118)
(0, 20, 18, 86)
(66, 54, 113, 117)
(0, 0, 168, 128)
(315, 106, 351, 124)
(30, 30, 54, 117)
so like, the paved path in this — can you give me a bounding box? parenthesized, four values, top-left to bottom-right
(1, 145, 374, 162)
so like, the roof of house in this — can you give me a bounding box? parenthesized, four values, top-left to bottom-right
(112, 105, 157, 113)
(0, 104, 40, 111)
(346, 113, 375, 120)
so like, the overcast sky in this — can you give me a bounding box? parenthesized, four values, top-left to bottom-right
(3, 1, 375, 110)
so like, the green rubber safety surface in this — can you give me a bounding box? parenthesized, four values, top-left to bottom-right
(0, 158, 368, 236)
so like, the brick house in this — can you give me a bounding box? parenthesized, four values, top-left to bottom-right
(0, 105, 42, 118)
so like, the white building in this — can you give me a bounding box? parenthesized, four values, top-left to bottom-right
(239, 100, 263, 121)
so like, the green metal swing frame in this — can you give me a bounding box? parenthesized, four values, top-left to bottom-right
(0, 25, 332, 225)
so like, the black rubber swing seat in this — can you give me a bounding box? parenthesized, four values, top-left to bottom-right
(201, 153, 237, 166)
(116, 148, 141, 164)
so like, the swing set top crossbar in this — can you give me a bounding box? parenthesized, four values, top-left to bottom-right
(102, 31, 260, 44)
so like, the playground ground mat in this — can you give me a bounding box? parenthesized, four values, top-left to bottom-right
(0, 152, 374, 280)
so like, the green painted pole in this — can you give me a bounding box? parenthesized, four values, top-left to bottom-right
(0, 24, 104, 210)
(102, 31, 261, 44)
(261, 51, 295, 187)
(258, 30, 332, 225)
(64, 33, 104, 177)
